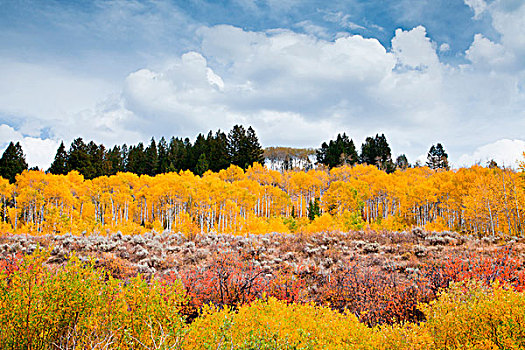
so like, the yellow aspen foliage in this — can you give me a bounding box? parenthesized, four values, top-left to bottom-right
(419, 280, 525, 349)
(185, 298, 378, 350)
(306, 213, 336, 233)
(1, 155, 525, 236)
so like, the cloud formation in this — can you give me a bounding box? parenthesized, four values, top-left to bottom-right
(458, 139, 525, 168)
(0, 0, 524, 169)
(0, 124, 59, 169)
(464, 0, 487, 19)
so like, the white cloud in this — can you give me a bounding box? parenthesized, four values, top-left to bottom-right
(121, 51, 228, 137)
(248, 110, 339, 147)
(464, 0, 487, 19)
(2, 0, 525, 170)
(321, 11, 366, 30)
(42, 22, 521, 167)
(490, 0, 525, 63)
(20, 137, 61, 170)
(0, 124, 59, 169)
(391, 26, 440, 71)
(198, 25, 395, 112)
(0, 60, 116, 121)
(295, 21, 330, 38)
(458, 139, 525, 168)
(466, 34, 515, 70)
(0, 124, 21, 143)
(439, 43, 450, 52)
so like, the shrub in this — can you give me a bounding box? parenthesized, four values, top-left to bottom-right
(185, 298, 378, 350)
(266, 267, 308, 303)
(0, 249, 187, 349)
(318, 264, 431, 325)
(420, 280, 525, 349)
(422, 247, 525, 293)
(0, 249, 108, 349)
(172, 251, 266, 320)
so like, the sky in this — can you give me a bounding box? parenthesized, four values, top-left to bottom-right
(0, 0, 524, 169)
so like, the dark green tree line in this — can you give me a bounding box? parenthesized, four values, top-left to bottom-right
(316, 133, 358, 169)
(46, 125, 265, 179)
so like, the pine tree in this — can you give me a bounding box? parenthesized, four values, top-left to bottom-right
(308, 198, 321, 220)
(360, 136, 377, 165)
(227, 125, 264, 170)
(168, 137, 186, 172)
(395, 154, 410, 170)
(67, 138, 91, 177)
(157, 137, 169, 174)
(228, 125, 245, 168)
(191, 134, 208, 173)
(360, 134, 394, 172)
(107, 145, 124, 175)
(87, 141, 108, 179)
(426, 143, 450, 170)
(182, 138, 193, 171)
(144, 138, 159, 176)
(195, 153, 209, 176)
(206, 130, 230, 172)
(245, 126, 265, 165)
(0, 142, 28, 183)
(126, 143, 147, 175)
(316, 133, 358, 168)
(48, 141, 68, 175)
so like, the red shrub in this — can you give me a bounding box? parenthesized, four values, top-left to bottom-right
(422, 247, 525, 292)
(168, 251, 266, 320)
(164, 246, 525, 326)
(266, 267, 308, 303)
(317, 263, 431, 325)
(0, 253, 22, 278)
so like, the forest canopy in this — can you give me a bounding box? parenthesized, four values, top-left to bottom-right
(1, 126, 456, 182)
(43, 125, 265, 180)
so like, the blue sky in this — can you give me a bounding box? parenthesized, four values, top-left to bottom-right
(0, 0, 524, 168)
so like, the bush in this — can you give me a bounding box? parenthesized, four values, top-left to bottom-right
(185, 298, 378, 350)
(4, 249, 525, 349)
(420, 280, 525, 349)
(318, 264, 431, 325)
(422, 247, 525, 293)
(171, 251, 266, 320)
(0, 249, 187, 349)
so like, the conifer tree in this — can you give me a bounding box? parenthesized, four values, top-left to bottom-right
(48, 141, 68, 175)
(195, 153, 209, 176)
(360, 134, 395, 173)
(107, 145, 124, 175)
(246, 126, 265, 164)
(126, 143, 147, 175)
(167, 137, 184, 172)
(395, 154, 410, 170)
(0, 142, 28, 183)
(308, 198, 321, 220)
(144, 138, 159, 176)
(228, 125, 264, 169)
(87, 141, 108, 179)
(157, 137, 169, 174)
(426, 143, 450, 170)
(191, 134, 208, 172)
(67, 138, 91, 177)
(207, 130, 231, 172)
(316, 133, 358, 168)
(228, 125, 245, 168)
